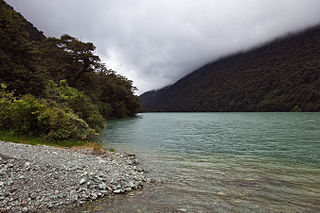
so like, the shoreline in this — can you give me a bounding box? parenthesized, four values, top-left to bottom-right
(0, 141, 148, 212)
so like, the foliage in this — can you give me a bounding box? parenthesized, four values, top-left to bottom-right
(1, 0, 139, 120)
(0, 1, 140, 142)
(38, 107, 96, 141)
(0, 84, 97, 141)
(45, 80, 106, 131)
(0, 0, 45, 96)
(38, 36, 140, 118)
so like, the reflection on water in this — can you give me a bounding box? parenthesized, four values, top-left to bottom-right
(72, 113, 320, 212)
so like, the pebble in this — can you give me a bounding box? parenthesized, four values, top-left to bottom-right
(79, 178, 86, 185)
(98, 183, 106, 190)
(113, 189, 121, 194)
(0, 141, 150, 212)
(29, 193, 37, 199)
(22, 207, 28, 212)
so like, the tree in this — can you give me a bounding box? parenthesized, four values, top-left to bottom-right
(0, 0, 45, 96)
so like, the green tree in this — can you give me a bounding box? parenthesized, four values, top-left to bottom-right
(0, 1, 45, 96)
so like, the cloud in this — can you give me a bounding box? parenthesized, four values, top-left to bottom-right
(7, 0, 320, 94)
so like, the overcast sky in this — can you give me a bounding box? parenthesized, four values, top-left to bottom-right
(7, 0, 320, 94)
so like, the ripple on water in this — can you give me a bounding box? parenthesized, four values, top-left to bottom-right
(79, 112, 320, 212)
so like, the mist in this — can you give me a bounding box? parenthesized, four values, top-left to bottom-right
(7, 0, 320, 94)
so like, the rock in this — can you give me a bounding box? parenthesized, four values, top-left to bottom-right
(80, 178, 86, 185)
(128, 182, 135, 188)
(217, 192, 225, 196)
(0, 169, 6, 175)
(113, 189, 121, 194)
(21, 200, 28, 206)
(98, 184, 106, 190)
(0, 141, 147, 212)
(22, 207, 29, 212)
(7, 178, 13, 186)
(29, 193, 37, 199)
(90, 192, 98, 200)
(57, 193, 65, 198)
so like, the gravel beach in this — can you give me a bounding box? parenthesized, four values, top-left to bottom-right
(0, 141, 148, 212)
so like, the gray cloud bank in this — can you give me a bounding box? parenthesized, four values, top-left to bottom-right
(7, 0, 320, 94)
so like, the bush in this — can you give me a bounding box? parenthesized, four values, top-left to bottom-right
(0, 83, 14, 129)
(0, 83, 99, 142)
(45, 80, 106, 130)
(10, 94, 46, 135)
(38, 107, 97, 141)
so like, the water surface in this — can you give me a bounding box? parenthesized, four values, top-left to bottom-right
(81, 113, 320, 212)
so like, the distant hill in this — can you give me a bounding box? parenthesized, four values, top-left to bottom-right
(140, 25, 320, 112)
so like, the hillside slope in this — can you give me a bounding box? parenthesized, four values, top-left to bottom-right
(0, 0, 45, 42)
(140, 25, 320, 112)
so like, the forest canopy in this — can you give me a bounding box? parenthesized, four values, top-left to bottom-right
(0, 0, 139, 141)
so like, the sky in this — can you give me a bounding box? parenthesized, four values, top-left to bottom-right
(7, 0, 320, 94)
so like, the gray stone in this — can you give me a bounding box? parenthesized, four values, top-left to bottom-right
(29, 193, 37, 199)
(79, 178, 86, 185)
(57, 193, 65, 198)
(22, 207, 29, 213)
(98, 183, 106, 190)
(113, 189, 121, 194)
(0, 141, 148, 212)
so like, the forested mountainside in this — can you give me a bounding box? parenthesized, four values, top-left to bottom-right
(140, 25, 320, 112)
(0, 0, 139, 141)
(0, 1, 45, 42)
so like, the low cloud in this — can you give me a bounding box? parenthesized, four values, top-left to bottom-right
(7, 0, 320, 94)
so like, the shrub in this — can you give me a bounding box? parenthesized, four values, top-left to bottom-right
(38, 107, 97, 141)
(0, 83, 99, 142)
(10, 94, 46, 135)
(45, 80, 106, 130)
(0, 83, 14, 129)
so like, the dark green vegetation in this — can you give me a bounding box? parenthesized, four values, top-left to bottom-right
(0, 0, 139, 142)
(140, 25, 320, 112)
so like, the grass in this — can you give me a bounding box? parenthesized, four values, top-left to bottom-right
(0, 130, 105, 151)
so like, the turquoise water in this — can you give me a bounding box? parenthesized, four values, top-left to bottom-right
(84, 113, 320, 212)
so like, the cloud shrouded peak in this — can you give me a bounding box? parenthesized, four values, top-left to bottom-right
(6, 0, 320, 94)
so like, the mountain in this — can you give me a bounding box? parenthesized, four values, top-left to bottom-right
(140, 25, 320, 112)
(0, 0, 45, 42)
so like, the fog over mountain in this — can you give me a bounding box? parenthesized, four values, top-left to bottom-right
(7, 0, 320, 94)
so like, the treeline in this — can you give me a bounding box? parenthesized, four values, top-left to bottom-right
(140, 25, 320, 112)
(0, 0, 139, 141)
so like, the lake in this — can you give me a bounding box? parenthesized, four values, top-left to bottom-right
(81, 113, 320, 212)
